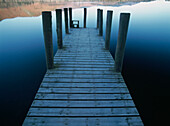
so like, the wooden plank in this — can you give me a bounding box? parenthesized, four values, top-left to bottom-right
(54, 56, 113, 59)
(23, 117, 143, 126)
(31, 100, 135, 107)
(35, 93, 132, 100)
(55, 54, 112, 57)
(57, 50, 111, 53)
(56, 50, 109, 53)
(57, 48, 108, 50)
(40, 82, 127, 88)
(27, 107, 139, 117)
(44, 74, 122, 78)
(51, 68, 115, 71)
(54, 61, 114, 65)
(37, 87, 129, 94)
(54, 64, 114, 68)
(42, 78, 124, 83)
(46, 70, 119, 75)
(55, 54, 111, 57)
(54, 62, 114, 65)
(54, 59, 114, 63)
(63, 44, 105, 46)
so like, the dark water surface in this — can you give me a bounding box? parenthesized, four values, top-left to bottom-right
(0, 1, 170, 125)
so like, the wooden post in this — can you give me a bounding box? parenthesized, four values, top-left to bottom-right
(64, 8, 69, 34)
(84, 8, 87, 28)
(42, 11, 54, 69)
(56, 9, 63, 49)
(97, 9, 100, 28)
(69, 8, 72, 28)
(115, 13, 130, 72)
(105, 10, 113, 50)
(99, 9, 103, 36)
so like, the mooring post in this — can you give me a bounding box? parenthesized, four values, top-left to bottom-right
(99, 9, 103, 36)
(105, 10, 113, 50)
(115, 13, 130, 72)
(84, 8, 87, 28)
(64, 8, 69, 34)
(42, 11, 54, 69)
(69, 8, 72, 28)
(97, 9, 100, 28)
(56, 9, 63, 49)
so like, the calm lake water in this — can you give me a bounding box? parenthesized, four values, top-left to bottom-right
(0, 1, 170, 125)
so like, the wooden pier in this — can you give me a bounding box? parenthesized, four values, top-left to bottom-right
(23, 9, 144, 126)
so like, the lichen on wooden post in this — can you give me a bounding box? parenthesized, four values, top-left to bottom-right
(42, 11, 54, 69)
(115, 13, 130, 72)
(56, 9, 63, 49)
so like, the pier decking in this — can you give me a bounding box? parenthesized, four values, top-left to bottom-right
(23, 28, 143, 126)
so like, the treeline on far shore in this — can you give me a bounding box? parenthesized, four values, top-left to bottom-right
(0, 0, 153, 3)
(0, 0, 153, 8)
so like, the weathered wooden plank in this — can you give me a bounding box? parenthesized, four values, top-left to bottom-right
(27, 107, 139, 117)
(46, 70, 119, 75)
(54, 55, 112, 58)
(55, 53, 111, 56)
(63, 38, 104, 40)
(23, 117, 143, 126)
(37, 87, 129, 94)
(44, 74, 122, 78)
(54, 59, 114, 63)
(56, 50, 111, 53)
(54, 61, 114, 65)
(54, 64, 114, 68)
(27, 107, 138, 117)
(35, 93, 132, 100)
(63, 35, 103, 38)
(54, 62, 114, 65)
(42, 78, 124, 83)
(63, 40, 104, 43)
(52, 68, 115, 71)
(57, 48, 107, 51)
(55, 54, 112, 58)
(40, 82, 127, 88)
(63, 44, 105, 46)
(31, 100, 135, 107)
(55, 53, 112, 56)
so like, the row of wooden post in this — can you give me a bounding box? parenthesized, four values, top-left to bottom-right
(97, 9, 130, 72)
(42, 8, 87, 69)
(42, 8, 130, 73)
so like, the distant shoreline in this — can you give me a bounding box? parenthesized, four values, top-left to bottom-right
(0, 1, 144, 21)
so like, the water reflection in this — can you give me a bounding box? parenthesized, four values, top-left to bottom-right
(0, 0, 146, 21)
(0, 0, 170, 125)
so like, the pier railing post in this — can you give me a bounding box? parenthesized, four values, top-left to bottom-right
(56, 9, 63, 49)
(42, 11, 54, 69)
(64, 8, 69, 34)
(99, 9, 103, 36)
(105, 10, 113, 50)
(97, 9, 100, 28)
(69, 8, 72, 28)
(115, 13, 130, 72)
(84, 8, 87, 28)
